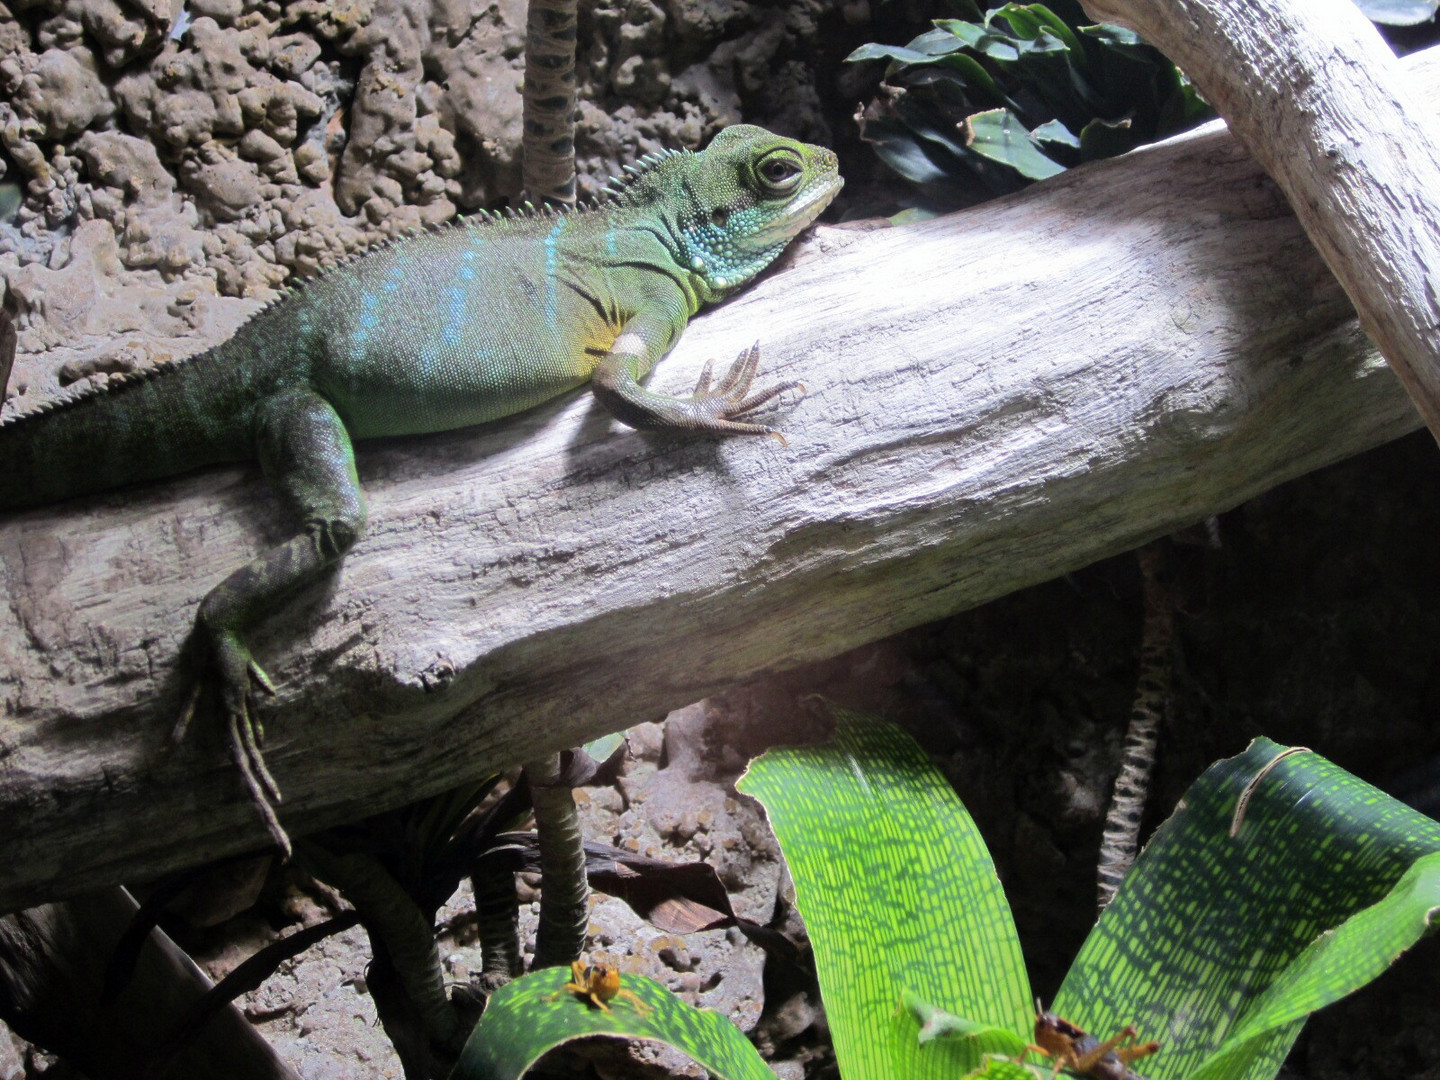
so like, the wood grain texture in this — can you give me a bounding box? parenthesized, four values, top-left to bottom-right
(1083, 0, 1440, 438)
(5, 50, 1438, 911)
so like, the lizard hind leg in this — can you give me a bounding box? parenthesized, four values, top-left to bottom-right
(183, 388, 368, 857)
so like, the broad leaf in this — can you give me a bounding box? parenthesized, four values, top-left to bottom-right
(863, 125, 957, 186)
(848, 27, 969, 65)
(1055, 739, 1440, 1080)
(850, 0, 1212, 195)
(964, 109, 1067, 178)
(449, 966, 774, 1080)
(737, 707, 1032, 1078)
(1015, 4, 1084, 53)
(1031, 118, 1080, 148)
(847, 42, 958, 66)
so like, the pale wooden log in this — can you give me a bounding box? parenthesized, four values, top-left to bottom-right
(4, 50, 1440, 913)
(1081, 0, 1440, 439)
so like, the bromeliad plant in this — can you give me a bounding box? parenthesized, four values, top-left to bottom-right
(736, 706, 1440, 1080)
(449, 704, 1440, 1079)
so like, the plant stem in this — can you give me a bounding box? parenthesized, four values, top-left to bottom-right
(521, 0, 577, 205)
(1096, 541, 1173, 913)
(525, 753, 590, 968)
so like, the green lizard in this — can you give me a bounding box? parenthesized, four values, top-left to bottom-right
(0, 125, 842, 853)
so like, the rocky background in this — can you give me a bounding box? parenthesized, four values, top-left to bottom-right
(3, 0, 1440, 1077)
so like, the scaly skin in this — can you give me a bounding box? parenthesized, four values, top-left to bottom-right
(0, 125, 843, 853)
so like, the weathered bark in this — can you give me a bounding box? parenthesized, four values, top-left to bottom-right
(4, 49, 1439, 913)
(0, 888, 298, 1079)
(1082, 0, 1440, 439)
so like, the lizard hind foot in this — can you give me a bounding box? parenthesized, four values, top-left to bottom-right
(174, 633, 293, 859)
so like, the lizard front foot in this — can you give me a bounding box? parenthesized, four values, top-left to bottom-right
(684, 343, 803, 443)
(174, 630, 291, 858)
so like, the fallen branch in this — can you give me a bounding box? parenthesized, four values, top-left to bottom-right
(0, 888, 299, 1079)
(3, 48, 1436, 911)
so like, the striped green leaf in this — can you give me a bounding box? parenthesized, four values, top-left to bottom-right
(1055, 738, 1440, 1080)
(964, 1056, 1047, 1079)
(448, 965, 774, 1080)
(902, 989, 1030, 1053)
(736, 707, 1032, 1078)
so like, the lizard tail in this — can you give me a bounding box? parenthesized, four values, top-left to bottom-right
(0, 342, 261, 511)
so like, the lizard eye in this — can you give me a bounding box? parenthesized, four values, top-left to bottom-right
(756, 150, 803, 193)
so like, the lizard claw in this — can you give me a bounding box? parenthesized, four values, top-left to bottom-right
(249, 658, 278, 697)
(687, 343, 804, 438)
(230, 711, 291, 859)
(172, 681, 203, 744)
(175, 630, 292, 858)
(691, 356, 716, 395)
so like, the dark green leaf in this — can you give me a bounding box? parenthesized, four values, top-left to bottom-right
(1076, 114, 1135, 160)
(854, 1, 1211, 197)
(964, 109, 1067, 178)
(991, 4, 1043, 37)
(848, 42, 957, 65)
(1078, 22, 1145, 49)
(932, 51, 1007, 100)
(934, 18, 990, 49)
(1031, 118, 1080, 147)
(1020, 5, 1084, 52)
(863, 126, 958, 186)
(910, 25, 976, 53)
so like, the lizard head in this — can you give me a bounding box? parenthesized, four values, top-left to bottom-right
(672, 124, 843, 297)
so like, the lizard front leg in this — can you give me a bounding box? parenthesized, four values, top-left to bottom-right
(590, 304, 801, 440)
(175, 387, 367, 856)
